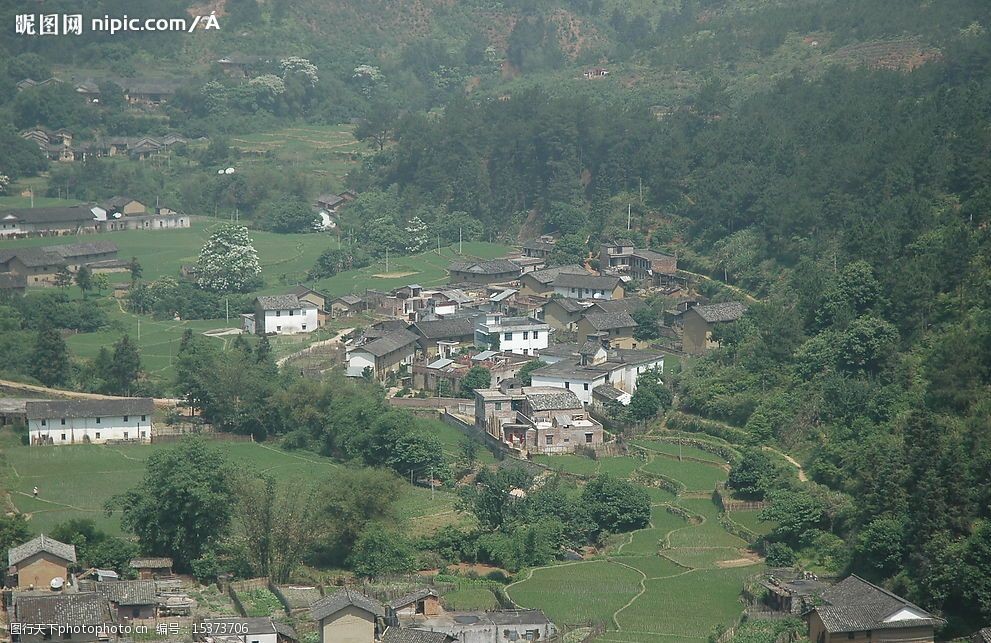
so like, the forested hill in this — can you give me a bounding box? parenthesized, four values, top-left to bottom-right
(352, 17, 991, 634)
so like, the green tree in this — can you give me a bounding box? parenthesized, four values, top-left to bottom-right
(129, 257, 143, 285)
(853, 517, 906, 580)
(107, 439, 235, 570)
(632, 306, 660, 340)
(258, 196, 319, 233)
(93, 273, 110, 296)
(348, 527, 415, 578)
(32, 328, 70, 386)
(517, 360, 545, 386)
(107, 334, 141, 395)
(728, 448, 774, 499)
(54, 266, 72, 289)
(0, 513, 31, 566)
(459, 366, 491, 398)
(760, 489, 825, 546)
(581, 475, 650, 535)
(317, 467, 404, 565)
(75, 266, 93, 298)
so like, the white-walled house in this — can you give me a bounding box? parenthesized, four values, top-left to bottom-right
(26, 398, 154, 445)
(475, 313, 551, 356)
(196, 617, 297, 643)
(530, 345, 664, 405)
(243, 294, 319, 335)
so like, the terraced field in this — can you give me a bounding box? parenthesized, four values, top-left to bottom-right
(508, 444, 763, 642)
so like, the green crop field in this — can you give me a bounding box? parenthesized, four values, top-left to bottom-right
(0, 436, 458, 537)
(641, 457, 728, 491)
(727, 510, 776, 536)
(232, 125, 362, 180)
(509, 455, 762, 643)
(441, 587, 500, 610)
(632, 440, 728, 465)
(508, 560, 644, 626)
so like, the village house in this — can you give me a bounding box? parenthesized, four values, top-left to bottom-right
(0, 240, 123, 288)
(518, 264, 587, 296)
(289, 285, 330, 326)
(125, 80, 178, 104)
(529, 344, 664, 405)
(129, 557, 173, 579)
(346, 329, 419, 380)
(216, 54, 264, 76)
(83, 579, 158, 621)
(447, 258, 522, 285)
(410, 317, 478, 357)
(0, 205, 102, 237)
(428, 288, 477, 317)
(412, 351, 531, 395)
(75, 79, 101, 102)
(20, 128, 75, 161)
(541, 297, 590, 331)
(7, 534, 77, 589)
(243, 294, 320, 335)
(388, 589, 443, 623)
(197, 617, 299, 643)
(474, 312, 551, 356)
(805, 575, 942, 643)
(12, 592, 116, 643)
(100, 196, 147, 216)
(510, 256, 546, 274)
(682, 301, 747, 355)
(26, 398, 154, 445)
(551, 272, 624, 300)
(599, 240, 679, 288)
(311, 588, 385, 643)
(521, 235, 556, 259)
(0, 271, 28, 295)
(331, 294, 366, 318)
(576, 311, 639, 349)
(584, 67, 610, 78)
(474, 385, 604, 454)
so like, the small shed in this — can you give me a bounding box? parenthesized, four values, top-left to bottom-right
(130, 556, 174, 579)
(388, 588, 442, 621)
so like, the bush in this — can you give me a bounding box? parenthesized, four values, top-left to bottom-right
(764, 542, 797, 567)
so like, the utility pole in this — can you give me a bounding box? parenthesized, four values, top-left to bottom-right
(385, 247, 389, 273)
(627, 203, 632, 231)
(137, 316, 140, 340)
(430, 466, 434, 500)
(225, 297, 229, 322)
(459, 227, 463, 254)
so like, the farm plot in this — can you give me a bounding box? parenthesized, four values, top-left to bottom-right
(508, 560, 643, 626)
(441, 587, 500, 610)
(727, 510, 776, 536)
(641, 457, 727, 491)
(632, 440, 728, 465)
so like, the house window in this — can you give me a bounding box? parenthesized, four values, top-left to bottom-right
(504, 332, 513, 341)
(41, 419, 47, 426)
(564, 382, 570, 389)
(141, 415, 147, 421)
(523, 331, 529, 340)
(545, 435, 553, 445)
(123, 416, 129, 422)
(523, 349, 529, 355)
(124, 432, 129, 439)
(95, 432, 100, 439)
(276, 310, 281, 317)
(584, 383, 589, 391)
(302, 324, 307, 330)
(533, 331, 539, 339)
(585, 433, 594, 443)
(277, 326, 282, 332)
(495, 402, 502, 411)
(61, 433, 66, 440)
(96, 417, 101, 424)
(140, 431, 146, 438)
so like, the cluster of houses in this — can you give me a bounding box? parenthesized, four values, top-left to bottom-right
(0, 196, 188, 240)
(17, 76, 180, 105)
(0, 240, 127, 291)
(19, 128, 187, 162)
(4, 530, 971, 643)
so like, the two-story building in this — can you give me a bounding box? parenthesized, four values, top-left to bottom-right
(346, 329, 420, 380)
(600, 241, 678, 288)
(529, 344, 664, 405)
(551, 273, 624, 300)
(26, 398, 154, 445)
(682, 302, 747, 355)
(474, 312, 551, 356)
(243, 294, 320, 335)
(576, 311, 639, 349)
(518, 265, 587, 296)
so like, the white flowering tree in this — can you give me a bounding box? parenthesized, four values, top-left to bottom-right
(0, 175, 9, 193)
(280, 57, 319, 86)
(404, 216, 429, 254)
(195, 224, 262, 293)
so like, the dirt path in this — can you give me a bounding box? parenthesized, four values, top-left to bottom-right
(762, 446, 807, 482)
(677, 269, 761, 304)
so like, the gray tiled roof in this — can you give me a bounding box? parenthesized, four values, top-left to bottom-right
(814, 575, 940, 633)
(382, 628, 455, 643)
(525, 265, 587, 285)
(256, 294, 316, 310)
(448, 258, 521, 276)
(411, 318, 476, 340)
(25, 398, 154, 421)
(552, 273, 622, 291)
(524, 387, 582, 411)
(13, 592, 111, 627)
(48, 241, 119, 258)
(545, 298, 587, 313)
(975, 627, 991, 643)
(1, 205, 97, 224)
(90, 579, 157, 605)
(691, 302, 746, 323)
(387, 587, 438, 609)
(592, 384, 626, 400)
(101, 196, 142, 211)
(130, 557, 172, 568)
(1, 247, 66, 268)
(589, 298, 646, 314)
(8, 534, 77, 565)
(311, 589, 384, 621)
(486, 609, 551, 625)
(582, 311, 637, 331)
(356, 329, 420, 358)
(273, 621, 299, 640)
